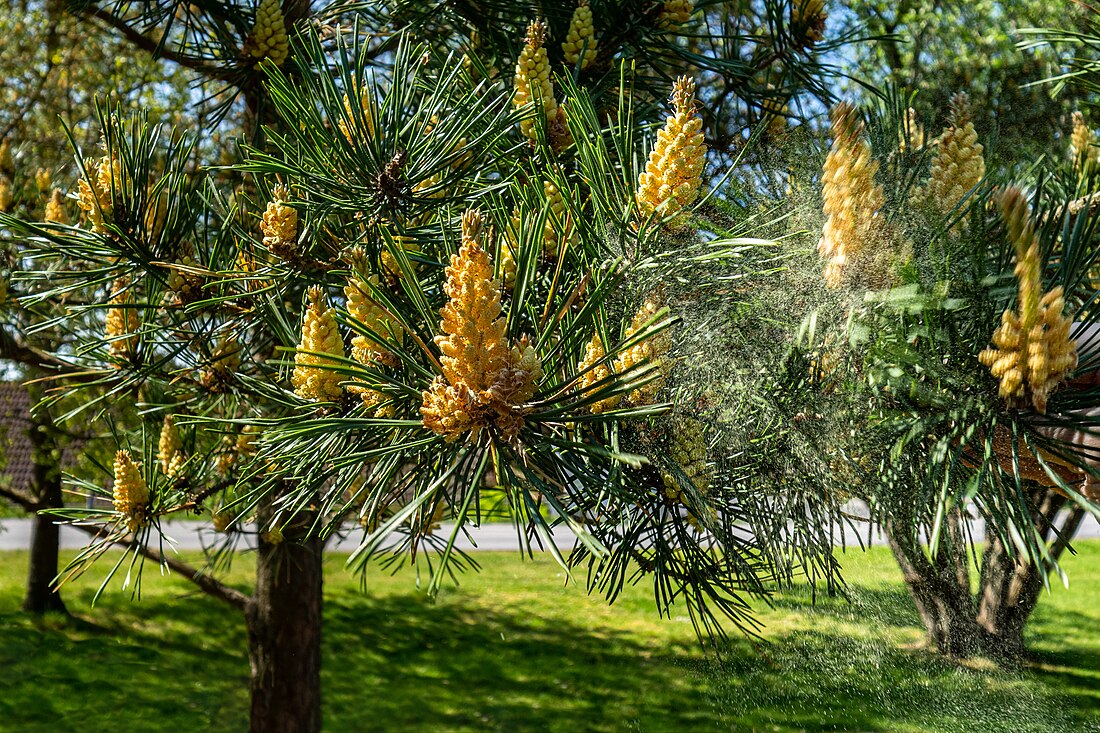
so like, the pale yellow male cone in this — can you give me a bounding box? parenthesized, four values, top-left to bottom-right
(978, 188, 1077, 413)
(292, 287, 346, 403)
(635, 76, 706, 229)
(435, 212, 512, 397)
(344, 273, 396, 367)
(158, 415, 185, 477)
(113, 450, 150, 531)
(661, 418, 709, 502)
(900, 108, 926, 154)
(166, 251, 204, 305)
(339, 86, 376, 144)
(245, 0, 289, 67)
(344, 272, 396, 416)
(45, 188, 68, 224)
(501, 180, 577, 288)
(260, 185, 297, 261)
(202, 334, 241, 391)
(659, 0, 694, 26)
(421, 210, 542, 442)
(562, 0, 598, 70)
(818, 102, 886, 288)
(514, 20, 560, 143)
(0, 139, 13, 178)
(577, 332, 622, 414)
(105, 278, 140, 362)
(926, 93, 985, 215)
(78, 156, 122, 233)
(615, 293, 673, 405)
(1071, 111, 1098, 180)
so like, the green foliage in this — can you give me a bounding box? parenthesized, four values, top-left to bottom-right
(0, 1, 196, 171)
(0, 0, 862, 644)
(841, 0, 1091, 165)
(782, 96, 1100, 581)
(3, 0, 1099, 672)
(1023, 3, 1100, 117)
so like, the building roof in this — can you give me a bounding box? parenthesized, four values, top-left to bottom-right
(0, 383, 83, 496)
(0, 383, 36, 493)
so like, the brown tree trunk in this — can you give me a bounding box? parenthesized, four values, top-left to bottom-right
(975, 534, 1042, 660)
(886, 512, 986, 657)
(887, 490, 1086, 662)
(976, 490, 1085, 660)
(22, 413, 67, 615)
(22, 497, 66, 614)
(246, 527, 324, 733)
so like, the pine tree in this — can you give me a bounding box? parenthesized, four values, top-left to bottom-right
(798, 91, 1100, 660)
(0, 0, 199, 616)
(0, 2, 852, 729)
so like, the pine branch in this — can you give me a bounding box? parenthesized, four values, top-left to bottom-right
(1041, 191, 1100, 223)
(0, 485, 38, 512)
(80, 3, 237, 82)
(0, 328, 121, 387)
(1050, 505, 1087, 562)
(174, 479, 236, 513)
(73, 523, 251, 612)
(0, 328, 55, 369)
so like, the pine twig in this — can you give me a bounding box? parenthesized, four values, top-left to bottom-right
(0, 485, 38, 512)
(80, 4, 236, 82)
(73, 523, 251, 612)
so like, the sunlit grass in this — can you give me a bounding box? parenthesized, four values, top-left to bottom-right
(0, 542, 1097, 732)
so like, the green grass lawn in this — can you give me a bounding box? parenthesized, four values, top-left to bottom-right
(0, 542, 1098, 733)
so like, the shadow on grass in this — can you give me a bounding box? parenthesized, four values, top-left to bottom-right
(1025, 606, 1100, 721)
(0, 591, 250, 733)
(0, 578, 1096, 733)
(323, 592, 711, 733)
(712, 628, 1096, 733)
(323, 590, 1096, 733)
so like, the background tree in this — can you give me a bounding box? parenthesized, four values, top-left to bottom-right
(0, 0, 203, 614)
(839, 0, 1092, 165)
(0, 0, 197, 167)
(785, 88, 1100, 660)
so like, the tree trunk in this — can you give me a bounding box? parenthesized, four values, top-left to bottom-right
(22, 413, 67, 615)
(976, 490, 1085, 660)
(974, 533, 1041, 660)
(22, 497, 66, 614)
(887, 490, 1086, 662)
(886, 512, 986, 658)
(246, 528, 324, 733)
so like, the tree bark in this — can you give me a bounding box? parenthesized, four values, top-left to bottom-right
(976, 491, 1085, 660)
(887, 490, 1085, 662)
(21, 412, 67, 615)
(22, 495, 66, 614)
(886, 512, 985, 657)
(975, 533, 1040, 659)
(246, 527, 324, 733)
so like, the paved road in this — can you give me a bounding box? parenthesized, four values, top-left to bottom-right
(0, 509, 1096, 552)
(0, 518, 578, 553)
